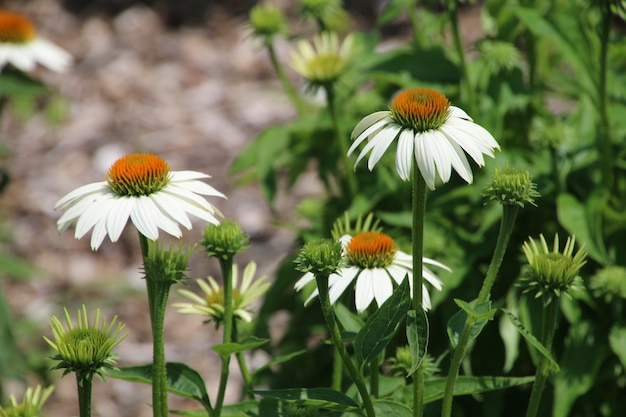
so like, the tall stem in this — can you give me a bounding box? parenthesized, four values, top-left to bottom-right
(411, 167, 427, 417)
(325, 83, 358, 198)
(214, 257, 234, 417)
(448, 1, 476, 114)
(525, 297, 560, 417)
(597, 1, 613, 194)
(139, 233, 171, 417)
(440, 205, 519, 417)
(331, 347, 343, 391)
(232, 321, 255, 400)
(266, 42, 307, 117)
(316, 274, 376, 417)
(76, 374, 93, 417)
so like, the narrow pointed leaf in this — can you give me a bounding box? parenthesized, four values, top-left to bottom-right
(447, 300, 494, 349)
(354, 279, 411, 372)
(254, 388, 359, 413)
(423, 376, 535, 403)
(372, 399, 413, 417)
(212, 337, 270, 360)
(406, 307, 429, 376)
(502, 309, 560, 372)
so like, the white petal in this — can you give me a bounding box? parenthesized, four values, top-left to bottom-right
(328, 267, 359, 305)
(90, 218, 109, 250)
(74, 194, 115, 239)
(423, 267, 444, 290)
(348, 117, 392, 156)
(423, 257, 452, 272)
(171, 179, 226, 198)
(414, 132, 437, 189)
(386, 265, 411, 286)
(150, 192, 193, 230)
(354, 270, 376, 313)
(422, 284, 432, 310)
(446, 140, 475, 184)
(170, 170, 210, 181)
(106, 197, 133, 242)
(351, 111, 391, 139)
(448, 106, 473, 121)
(372, 270, 393, 307)
(55, 182, 109, 210)
(395, 129, 414, 181)
(129, 196, 161, 240)
(294, 272, 315, 291)
(367, 125, 401, 170)
(423, 130, 454, 184)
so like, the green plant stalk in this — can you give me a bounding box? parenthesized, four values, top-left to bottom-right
(316, 274, 376, 417)
(232, 321, 255, 400)
(214, 257, 234, 417)
(332, 347, 343, 391)
(266, 41, 307, 117)
(448, 1, 476, 115)
(411, 165, 427, 417)
(597, 0, 613, 194)
(525, 297, 560, 417)
(324, 83, 358, 198)
(370, 358, 379, 398)
(76, 374, 93, 417)
(139, 233, 171, 417)
(440, 205, 519, 417)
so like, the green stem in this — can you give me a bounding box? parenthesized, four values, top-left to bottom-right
(331, 347, 343, 391)
(370, 359, 379, 398)
(232, 321, 255, 400)
(76, 374, 93, 417)
(316, 274, 376, 417)
(214, 257, 235, 417)
(440, 205, 519, 417)
(139, 234, 171, 417)
(266, 41, 307, 117)
(412, 164, 427, 417)
(597, 1, 613, 194)
(525, 297, 560, 417)
(448, 1, 475, 114)
(325, 83, 358, 198)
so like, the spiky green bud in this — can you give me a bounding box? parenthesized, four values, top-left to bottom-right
(201, 219, 249, 260)
(143, 240, 194, 283)
(589, 265, 626, 302)
(483, 166, 540, 207)
(249, 4, 288, 41)
(294, 239, 343, 276)
(0, 385, 54, 417)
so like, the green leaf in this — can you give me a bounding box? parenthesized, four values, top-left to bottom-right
(372, 399, 413, 417)
(446, 300, 494, 349)
(502, 309, 560, 372)
(252, 349, 307, 377)
(422, 376, 535, 403)
(333, 302, 364, 334)
(609, 325, 626, 369)
(556, 193, 609, 264)
(254, 388, 359, 413)
(106, 362, 211, 411)
(377, 0, 415, 26)
(406, 307, 428, 376)
(354, 279, 411, 372)
(212, 337, 270, 360)
(0, 68, 51, 96)
(173, 400, 258, 416)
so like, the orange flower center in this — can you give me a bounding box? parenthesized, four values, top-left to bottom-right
(0, 11, 36, 44)
(390, 88, 450, 132)
(106, 153, 170, 197)
(345, 232, 397, 269)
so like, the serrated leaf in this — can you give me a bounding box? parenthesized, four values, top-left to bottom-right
(354, 279, 411, 372)
(406, 307, 428, 376)
(254, 388, 359, 413)
(107, 362, 211, 411)
(502, 309, 560, 372)
(372, 399, 413, 417)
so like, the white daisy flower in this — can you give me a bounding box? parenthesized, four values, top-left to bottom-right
(55, 153, 226, 251)
(348, 88, 500, 189)
(289, 31, 355, 87)
(0, 10, 72, 72)
(174, 261, 271, 325)
(295, 232, 449, 313)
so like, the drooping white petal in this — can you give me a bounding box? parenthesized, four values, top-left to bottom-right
(422, 284, 432, 310)
(105, 196, 133, 242)
(328, 267, 359, 305)
(90, 217, 109, 250)
(448, 106, 473, 122)
(354, 269, 376, 313)
(55, 182, 108, 210)
(129, 196, 161, 240)
(150, 192, 193, 230)
(351, 111, 391, 139)
(294, 272, 315, 291)
(413, 131, 438, 189)
(371, 269, 393, 307)
(395, 129, 414, 181)
(367, 124, 401, 171)
(423, 130, 454, 184)
(74, 194, 115, 239)
(446, 139, 475, 184)
(348, 117, 392, 156)
(171, 179, 226, 198)
(423, 267, 444, 290)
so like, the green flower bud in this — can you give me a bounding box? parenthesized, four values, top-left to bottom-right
(282, 403, 320, 417)
(589, 265, 626, 302)
(482, 166, 540, 207)
(478, 40, 522, 73)
(388, 347, 440, 378)
(299, 0, 348, 31)
(249, 4, 288, 41)
(202, 219, 249, 260)
(520, 234, 587, 303)
(330, 212, 382, 240)
(44, 305, 127, 380)
(0, 385, 54, 417)
(294, 239, 343, 276)
(143, 240, 194, 283)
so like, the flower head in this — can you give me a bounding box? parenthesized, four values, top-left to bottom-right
(520, 234, 587, 302)
(482, 166, 540, 207)
(299, 0, 348, 31)
(0, 10, 71, 72)
(388, 347, 439, 378)
(289, 31, 355, 88)
(174, 261, 270, 326)
(143, 240, 194, 284)
(44, 305, 127, 380)
(201, 219, 249, 261)
(248, 4, 288, 42)
(295, 232, 449, 313)
(478, 40, 522, 73)
(589, 265, 626, 302)
(349, 88, 500, 189)
(0, 385, 54, 417)
(55, 153, 226, 250)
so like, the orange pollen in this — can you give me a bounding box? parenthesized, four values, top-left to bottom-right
(392, 88, 449, 120)
(106, 153, 170, 196)
(0, 11, 36, 43)
(346, 232, 397, 269)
